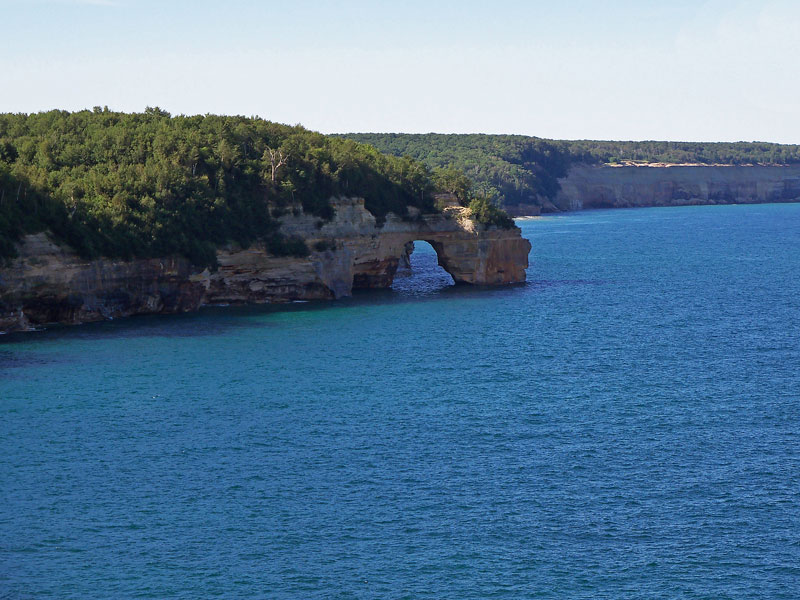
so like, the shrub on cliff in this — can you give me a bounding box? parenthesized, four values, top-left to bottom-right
(468, 197, 515, 229)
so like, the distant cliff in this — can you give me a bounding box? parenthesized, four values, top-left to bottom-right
(551, 164, 800, 211)
(0, 198, 530, 333)
(339, 132, 800, 213)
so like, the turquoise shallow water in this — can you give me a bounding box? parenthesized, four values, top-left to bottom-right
(2, 204, 799, 598)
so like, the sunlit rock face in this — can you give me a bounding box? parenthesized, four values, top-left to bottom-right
(554, 164, 800, 211)
(0, 198, 531, 332)
(333, 203, 531, 289)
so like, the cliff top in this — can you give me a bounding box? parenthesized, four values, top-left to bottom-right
(0, 110, 506, 265)
(605, 161, 796, 168)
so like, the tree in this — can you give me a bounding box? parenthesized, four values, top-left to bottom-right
(433, 167, 473, 205)
(264, 146, 290, 182)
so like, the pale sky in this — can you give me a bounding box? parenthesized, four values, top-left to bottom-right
(2, 0, 799, 143)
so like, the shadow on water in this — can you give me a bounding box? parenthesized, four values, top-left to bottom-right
(0, 348, 75, 373)
(0, 237, 605, 349)
(0, 307, 264, 346)
(391, 241, 455, 296)
(0, 278, 603, 349)
(0, 283, 527, 348)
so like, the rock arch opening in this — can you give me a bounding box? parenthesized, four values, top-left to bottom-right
(391, 240, 455, 294)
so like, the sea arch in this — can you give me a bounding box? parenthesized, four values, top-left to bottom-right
(350, 225, 529, 289)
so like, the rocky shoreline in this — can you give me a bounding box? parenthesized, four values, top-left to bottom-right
(0, 197, 531, 333)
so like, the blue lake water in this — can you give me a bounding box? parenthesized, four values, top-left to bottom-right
(1, 204, 799, 598)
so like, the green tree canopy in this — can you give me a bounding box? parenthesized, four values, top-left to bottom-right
(339, 133, 800, 210)
(0, 110, 473, 263)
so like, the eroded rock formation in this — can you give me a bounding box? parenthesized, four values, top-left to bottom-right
(554, 164, 800, 211)
(0, 198, 531, 332)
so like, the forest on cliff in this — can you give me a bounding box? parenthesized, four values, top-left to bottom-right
(341, 133, 800, 209)
(0, 109, 510, 264)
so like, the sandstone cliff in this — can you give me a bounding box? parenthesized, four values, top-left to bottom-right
(0, 198, 531, 332)
(553, 164, 800, 211)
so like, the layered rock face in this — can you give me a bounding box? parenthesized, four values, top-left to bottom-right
(0, 198, 531, 332)
(554, 164, 800, 211)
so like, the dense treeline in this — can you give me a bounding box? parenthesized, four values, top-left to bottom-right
(340, 133, 800, 208)
(0, 109, 452, 263)
(340, 134, 574, 208)
(566, 139, 800, 165)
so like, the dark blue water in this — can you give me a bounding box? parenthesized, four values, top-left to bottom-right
(2, 204, 799, 598)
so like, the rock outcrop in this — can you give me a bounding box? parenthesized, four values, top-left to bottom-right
(553, 164, 800, 211)
(0, 198, 531, 332)
(504, 203, 543, 217)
